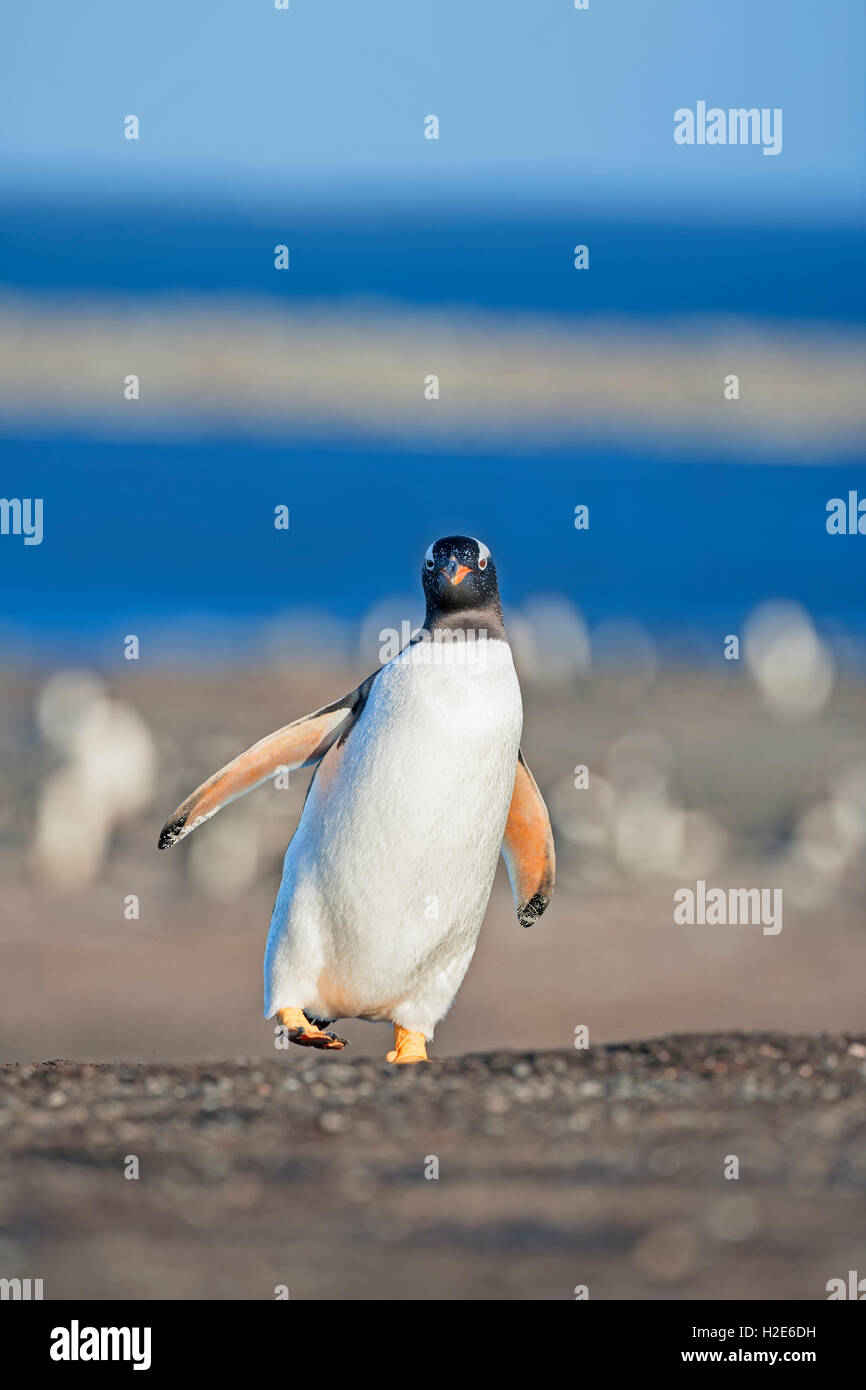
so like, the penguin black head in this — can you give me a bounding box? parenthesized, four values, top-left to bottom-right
(421, 535, 504, 632)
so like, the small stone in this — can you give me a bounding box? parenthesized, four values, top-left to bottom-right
(319, 1111, 345, 1133)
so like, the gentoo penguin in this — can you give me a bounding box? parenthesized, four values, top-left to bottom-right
(159, 536, 554, 1063)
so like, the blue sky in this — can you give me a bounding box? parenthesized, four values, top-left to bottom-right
(2, 0, 863, 218)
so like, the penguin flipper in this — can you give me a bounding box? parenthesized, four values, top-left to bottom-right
(158, 676, 375, 848)
(501, 750, 555, 927)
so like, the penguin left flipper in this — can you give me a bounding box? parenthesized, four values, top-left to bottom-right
(157, 674, 376, 848)
(501, 750, 555, 928)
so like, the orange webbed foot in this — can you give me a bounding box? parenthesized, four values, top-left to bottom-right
(277, 1007, 348, 1051)
(386, 1025, 429, 1064)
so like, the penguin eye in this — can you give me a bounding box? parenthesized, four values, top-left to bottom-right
(425, 556, 435, 571)
(473, 538, 491, 569)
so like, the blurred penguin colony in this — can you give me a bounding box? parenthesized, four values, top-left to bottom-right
(18, 592, 865, 918)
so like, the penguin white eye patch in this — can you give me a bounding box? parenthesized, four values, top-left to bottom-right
(471, 538, 491, 568)
(425, 539, 491, 570)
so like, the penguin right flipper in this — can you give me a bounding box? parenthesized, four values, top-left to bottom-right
(501, 750, 555, 928)
(158, 673, 376, 848)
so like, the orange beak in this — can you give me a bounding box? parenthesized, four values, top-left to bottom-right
(442, 560, 471, 586)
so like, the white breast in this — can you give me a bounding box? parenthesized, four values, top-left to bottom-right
(264, 637, 523, 1034)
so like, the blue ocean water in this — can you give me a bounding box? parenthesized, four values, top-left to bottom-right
(3, 197, 864, 321)
(3, 435, 863, 644)
(1, 200, 863, 652)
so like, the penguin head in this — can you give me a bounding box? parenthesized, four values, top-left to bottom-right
(421, 535, 500, 613)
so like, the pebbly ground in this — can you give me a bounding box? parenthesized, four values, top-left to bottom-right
(1, 1032, 865, 1300)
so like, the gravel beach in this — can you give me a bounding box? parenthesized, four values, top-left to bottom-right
(2, 1032, 865, 1300)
